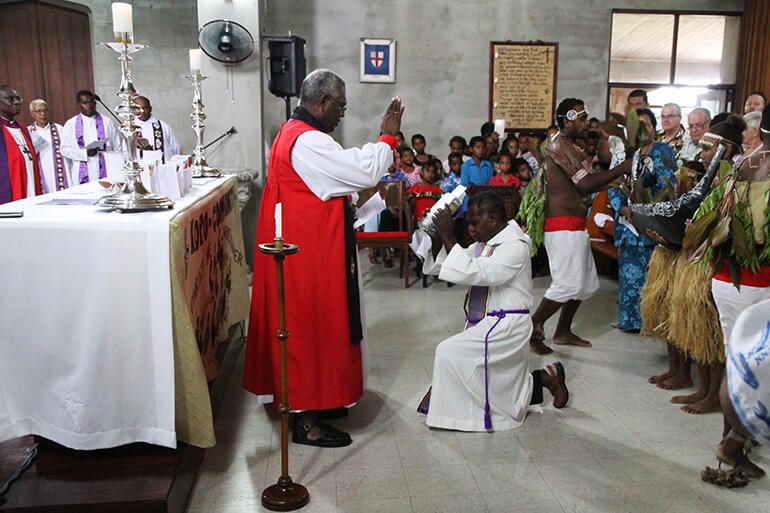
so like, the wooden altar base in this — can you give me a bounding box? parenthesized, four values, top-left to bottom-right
(0, 330, 244, 513)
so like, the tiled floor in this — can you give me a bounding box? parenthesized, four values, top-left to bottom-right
(187, 258, 770, 513)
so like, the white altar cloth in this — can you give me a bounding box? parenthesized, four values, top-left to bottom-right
(0, 177, 229, 450)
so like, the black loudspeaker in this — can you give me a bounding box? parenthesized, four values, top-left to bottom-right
(266, 36, 306, 98)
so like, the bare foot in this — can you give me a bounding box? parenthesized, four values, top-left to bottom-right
(656, 374, 692, 390)
(671, 390, 706, 404)
(717, 441, 766, 479)
(681, 397, 720, 414)
(530, 324, 554, 355)
(553, 332, 592, 347)
(649, 369, 678, 384)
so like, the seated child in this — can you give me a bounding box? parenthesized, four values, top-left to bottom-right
(513, 157, 532, 197)
(442, 152, 463, 194)
(488, 153, 521, 188)
(399, 146, 423, 186)
(408, 159, 443, 225)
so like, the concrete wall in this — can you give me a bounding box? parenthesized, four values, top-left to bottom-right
(196, 0, 264, 172)
(81, 0, 199, 152)
(261, 0, 744, 157)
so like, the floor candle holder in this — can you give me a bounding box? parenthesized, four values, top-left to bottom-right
(258, 237, 308, 511)
(185, 70, 221, 178)
(96, 40, 173, 212)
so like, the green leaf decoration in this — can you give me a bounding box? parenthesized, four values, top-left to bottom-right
(683, 208, 719, 249)
(517, 169, 547, 256)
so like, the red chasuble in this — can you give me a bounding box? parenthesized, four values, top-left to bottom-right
(1, 122, 42, 204)
(243, 119, 363, 410)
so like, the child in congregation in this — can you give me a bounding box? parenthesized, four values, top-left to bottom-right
(395, 131, 405, 148)
(484, 134, 500, 163)
(513, 157, 532, 197)
(488, 152, 521, 188)
(460, 136, 494, 187)
(411, 133, 435, 167)
(407, 159, 444, 225)
(503, 135, 519, 157)
(399, 146, 423, 186)
(442, 152, 464, 194)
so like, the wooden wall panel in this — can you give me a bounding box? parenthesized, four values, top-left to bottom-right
(0, 0, 92, 128)
(0, 2, 44, 128)
(36, 2, 94, 125)
(735, 0, 770, 112)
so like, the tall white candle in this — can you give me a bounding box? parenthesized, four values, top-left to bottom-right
(111, 3, 133, 35)
(274, 203, 282, 239)
(189, 49, 202, 73)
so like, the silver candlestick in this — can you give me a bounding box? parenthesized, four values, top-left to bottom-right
(185, 70, 221, 178)
(96, 41, 173, 212)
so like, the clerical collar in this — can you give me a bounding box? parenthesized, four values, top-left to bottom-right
(291, 106, 326, 132)
(0, 116, 19, 128)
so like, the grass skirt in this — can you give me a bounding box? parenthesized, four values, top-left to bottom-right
(668, 249, 724, 364)
(640, 246, 679, 339)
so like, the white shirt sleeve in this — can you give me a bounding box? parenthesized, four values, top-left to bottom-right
(290, 130, 393, 201)
(103, 117, 121, 152)
(60, 118, 88, 162)
(438, 239, 529, 287)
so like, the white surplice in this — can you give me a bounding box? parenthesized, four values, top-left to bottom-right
(28, 122, 72, 192)
(422, 220, 535, 431)
(137, 115, 181, 163)
(61, 112, 121, 183)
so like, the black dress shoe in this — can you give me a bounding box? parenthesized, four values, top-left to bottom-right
(292, 424, 352, 448)
(318, 407, 349, 420)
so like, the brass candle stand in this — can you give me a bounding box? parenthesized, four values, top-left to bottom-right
(185, 70, 221, 178)
(96, 40, 173, 212)
(258, 237, 308, 511)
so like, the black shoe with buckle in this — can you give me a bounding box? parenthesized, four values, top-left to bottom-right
(292, 423, 352, 448)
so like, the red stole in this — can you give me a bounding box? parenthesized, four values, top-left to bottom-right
(1, 120, 42, 203)
(243, 119, 363, 410)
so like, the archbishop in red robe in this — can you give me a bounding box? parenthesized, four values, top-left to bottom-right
(244, 71, 401, 416)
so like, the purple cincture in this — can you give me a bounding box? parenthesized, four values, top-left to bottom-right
(75, 113, 107, 184)
(464, 242, 529, 430)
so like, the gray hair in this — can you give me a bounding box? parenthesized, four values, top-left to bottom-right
(299, 69, 345, 105)
(662, 103, 681, 116)
(29, 99, 47, 110)
(689, 107, 711, 121)
(744, 110, 762, 130)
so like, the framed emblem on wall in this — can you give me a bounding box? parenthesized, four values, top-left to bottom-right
(360, 38, 396, 83)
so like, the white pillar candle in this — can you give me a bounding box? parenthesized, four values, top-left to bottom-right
(189, 49, 202, 73)
(274, 203, 282, 239)
(111, 3, 133, 35)
(494, 118, 506, 137)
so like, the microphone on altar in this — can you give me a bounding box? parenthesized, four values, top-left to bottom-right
(93, 94, 125, 126)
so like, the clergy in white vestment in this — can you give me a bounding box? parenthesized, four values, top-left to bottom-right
(28, 99, 73, 193)
(61, 90, 120, 184)
(418, 191, 569, 432)
(135, 96, 181, 163)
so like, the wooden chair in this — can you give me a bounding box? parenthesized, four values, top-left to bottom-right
(356, 180, 412, 288)
(466, 185, 521, 222)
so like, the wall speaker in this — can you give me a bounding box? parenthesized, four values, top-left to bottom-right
(265, 35, 306, 98)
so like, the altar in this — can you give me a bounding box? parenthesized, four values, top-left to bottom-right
(0, 176, 250, 451)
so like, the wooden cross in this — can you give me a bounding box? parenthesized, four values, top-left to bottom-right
(542, 47, 554, 63)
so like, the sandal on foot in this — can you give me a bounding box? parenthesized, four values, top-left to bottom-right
(292, 423, 352, 448)
(546, 362, 569, 408)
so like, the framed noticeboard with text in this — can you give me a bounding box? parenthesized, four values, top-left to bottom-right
(489, 41, 558, 132)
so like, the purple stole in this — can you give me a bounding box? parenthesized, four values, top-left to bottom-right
(75, 113, 107, 184)
(0, 123, 11, 204)
(32, 123, 68, 193)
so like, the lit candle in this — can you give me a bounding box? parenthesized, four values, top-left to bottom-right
(274, 203, 282, 239)
(111, 3, 133, 39)
(189, 49, 202, 73)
